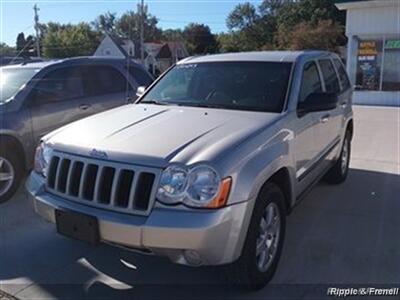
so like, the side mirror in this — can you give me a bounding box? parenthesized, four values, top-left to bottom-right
(298, 92, 338, 115)
(136, 86, 146, 98)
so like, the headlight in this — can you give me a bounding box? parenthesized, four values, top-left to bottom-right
(185, 166, 220, 207)
(34, 142, 53, 177)
(157, 164, 231, 208)
(157, 165, 188, 204)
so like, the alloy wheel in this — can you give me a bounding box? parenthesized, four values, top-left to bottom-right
(341, 137, 349, 175)
(0, 157, 15, 197)
(256, 202, 281, 272)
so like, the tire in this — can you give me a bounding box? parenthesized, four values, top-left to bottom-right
(229, 182, 286, 290)
(324, 131, 351, 184)
(0, 148, 23, 203)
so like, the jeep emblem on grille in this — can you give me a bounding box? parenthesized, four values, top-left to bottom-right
(89, 149, 108, 159)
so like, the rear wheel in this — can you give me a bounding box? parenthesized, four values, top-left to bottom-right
(0, 149, 23, 203)
(229, 182, 286, 290)
(324, 131, 351, 184)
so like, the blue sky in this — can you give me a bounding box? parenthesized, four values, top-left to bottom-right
(0, 0, 259, 46)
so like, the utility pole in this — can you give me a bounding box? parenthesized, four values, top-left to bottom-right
(33, 4, 40, 57)
(138, 0, 146, 64)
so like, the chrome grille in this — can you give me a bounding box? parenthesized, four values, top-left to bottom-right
(46, 152, 160, 216)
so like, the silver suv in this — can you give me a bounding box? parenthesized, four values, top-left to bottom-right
(27, 51, 353, 289)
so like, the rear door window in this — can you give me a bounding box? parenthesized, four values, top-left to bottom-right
(82, 65, 129, 96)
(318, 59, 341, 93)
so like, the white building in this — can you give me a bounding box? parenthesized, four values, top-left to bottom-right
(94, 34, 141, 61)
(335, 0, 400, 106)
(94, 34, 189, 76)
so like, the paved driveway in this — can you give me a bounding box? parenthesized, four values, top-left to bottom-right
(1, 105, 399, 300)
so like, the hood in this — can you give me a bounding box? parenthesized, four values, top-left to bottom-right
(45, 104, 281, 168)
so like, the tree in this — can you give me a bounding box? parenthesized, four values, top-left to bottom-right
(259, 0, 291, 17)
(162, 29, 184, 42)
(275, 0, 346, 50)
(277, 20, 345, 52)
(0, 43, 15, 56)
(92, 12, 117, 34)
(116, 10, 162, 41)
(15, 32, 38, 57)
(276, 0, 345, 32)
(226, 2, 259, 31)
(217, 32, 246, 53)
(221, 0, 346, 52)
(222, 1, 285, 51)
(16, 33, 27, 56)
(42, 22, 101, 58)
(183, 23, 218, 54)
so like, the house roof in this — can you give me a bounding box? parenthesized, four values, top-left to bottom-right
(145, 41, 189, 60)
(335, 0, 397, 9)
(156, 44, 172, 59)
(107, 34, 147, 59)
(166, 42, 189, 59)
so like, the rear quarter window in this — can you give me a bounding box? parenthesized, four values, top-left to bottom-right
(128, 66, 153, 87)
(333, 58, 351, 91)
(319, 59, 341, 94)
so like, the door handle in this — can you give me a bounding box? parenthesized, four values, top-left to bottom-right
(320, 114, 330, 123)
(340, 101, 347, 108)
(79, 104, 91, 110)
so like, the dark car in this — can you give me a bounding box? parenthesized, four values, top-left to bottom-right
(0, 56, 153, 202)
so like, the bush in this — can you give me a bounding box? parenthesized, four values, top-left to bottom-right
(277, 20, 346, 53)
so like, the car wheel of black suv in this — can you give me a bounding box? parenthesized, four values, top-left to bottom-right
(229, 182, 286, 290)
(324, 131, 351, 184)
(0, 148, 23, 203)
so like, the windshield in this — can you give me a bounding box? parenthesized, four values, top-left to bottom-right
(141, 62, 292, 112)
(0, 67, 40, 103)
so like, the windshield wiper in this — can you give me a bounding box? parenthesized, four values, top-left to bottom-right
(180, 102, 227, 109)
(140, 100, 170, 106)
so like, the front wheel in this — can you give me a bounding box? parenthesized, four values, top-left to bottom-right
(0, 149, 23, 203)
(229, 182, 286, 290)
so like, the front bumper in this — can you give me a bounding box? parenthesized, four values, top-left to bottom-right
(26, 172, 254, 266)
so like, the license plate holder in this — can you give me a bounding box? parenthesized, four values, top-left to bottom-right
(55, 210, 99, 245)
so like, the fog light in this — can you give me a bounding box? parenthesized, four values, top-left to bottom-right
(183, 250, 203, 266)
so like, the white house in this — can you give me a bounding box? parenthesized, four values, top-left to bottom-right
(143, 42, 164, 75)
(143, 41, 189, 75)
(335, 0, 400, 106)
(94, 34, 189, 76)
(93, 34, 144, 63)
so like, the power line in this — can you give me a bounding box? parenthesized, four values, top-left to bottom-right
(158, 18, 226, 25)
